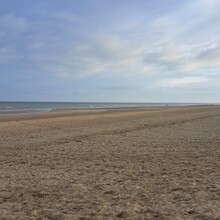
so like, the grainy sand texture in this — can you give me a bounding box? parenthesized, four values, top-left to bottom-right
(0, 106, 220, 219)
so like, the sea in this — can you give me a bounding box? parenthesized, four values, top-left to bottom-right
(0, 101, 209, 114)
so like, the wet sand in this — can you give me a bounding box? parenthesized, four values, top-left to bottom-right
(0, 106, 220, 219)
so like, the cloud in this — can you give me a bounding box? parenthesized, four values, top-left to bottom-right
(157, 77, 213, 88)
(0, 47, 21, 64)
(28, 33, 149, 78)
(0, 13, 29, 33)
(143, 40, 220, 75)
(196, 43, 220, 62)
(26, 0, 220, 81)
(1, 1, 220, 89)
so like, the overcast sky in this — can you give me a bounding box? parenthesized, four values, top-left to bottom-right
(0, 0, 220, 102)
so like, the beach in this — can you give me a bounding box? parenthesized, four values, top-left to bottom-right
(0, 105, 220, 219)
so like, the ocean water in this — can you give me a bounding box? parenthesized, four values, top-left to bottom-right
(0, 101, 204, 114)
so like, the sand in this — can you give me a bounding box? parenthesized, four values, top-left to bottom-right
(0, 106, 220, 219)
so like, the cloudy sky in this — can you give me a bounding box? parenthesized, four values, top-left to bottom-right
(0, 0, 220, 102)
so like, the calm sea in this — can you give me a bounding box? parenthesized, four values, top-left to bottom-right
(0, 102, 206, 114)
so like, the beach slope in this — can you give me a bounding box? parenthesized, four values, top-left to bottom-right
(0, 106, 220, 219)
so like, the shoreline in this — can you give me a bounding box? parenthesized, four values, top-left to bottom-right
(0, 103, 217, 115)
(0, 102, 217, 115)
(0, 105, 218, 123)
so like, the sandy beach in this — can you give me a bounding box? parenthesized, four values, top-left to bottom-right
(0, 106, 220, 219)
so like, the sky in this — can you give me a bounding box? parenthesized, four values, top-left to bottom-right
(0, 0, 220, 103)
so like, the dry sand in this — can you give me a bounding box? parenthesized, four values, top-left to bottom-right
(0, 106, 220, 219)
